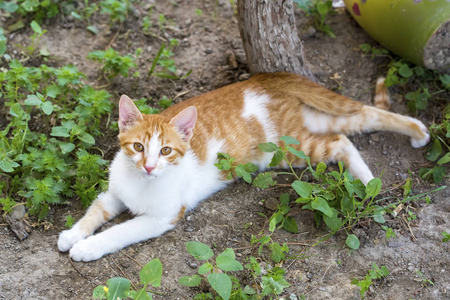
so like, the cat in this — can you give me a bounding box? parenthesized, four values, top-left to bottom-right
(58, 72, 430, 261)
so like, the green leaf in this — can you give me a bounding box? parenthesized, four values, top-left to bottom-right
(269, 243, 288, 263)
(365, 178, 382, 199)
(0, 158, 20, 173)
(286, 146, 307, 159)
(139, 258, 162, 287)
(106, 277, 131, 300)
(126, 290, 152, 300)
(291, 181, 312, 198)
(92, 285, 107, 299)
(373, 212, 386, 224)
(178, 275, 202, 287)
(24, 94, 42, 106)
(235, 164, 252, 183)
(1, 1, 19, 12)
(243, 162, 258, 173)
(346, 234, 360, 249)
(311, 197, 333, 217)
(323, 208, 342, 231)
(87, 25, 99, 35)
(46, 85, 62, 98)
(316, 1, 329, 16)
(437, 152, 450, 165)
(59, 142, 76, 154)
(315, 162, 326, 175)
(0, 29, 6, 56)
(51, 126, 70, 137)
(442, 231, 450, 243)
(30, 20, 43, 35)
(282, 216, 298, 233)
(252, 172, 276, 189)
(439, 74, 450, 90)
(78, 132, 95, 145)
(269, 150, 283, 167)
(403, 177, 412, 198)
(207, 273, 232, 300)
(432, 166, 446, 183)
(186, 241, 214, 260)
(198, 263, 213, 275)
(41, 101, 53, 115)
(398, 63, 413, 78)
(261, 272, 290, 296)
(280, 193, 290, 206)
(425, 139, 442, 162)
(279, 136, 300, 145)
(216, 248, 243, 272)
(258, 142, 278, 153)
(359, 43, 371, 52)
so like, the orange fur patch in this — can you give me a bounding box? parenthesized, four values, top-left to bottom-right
(171, 205, 186, 225)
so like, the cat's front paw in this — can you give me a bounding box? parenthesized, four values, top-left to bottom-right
(408, 117, 430, 148)
(70, 236, 108, 262)
(58, 227, 87, 252)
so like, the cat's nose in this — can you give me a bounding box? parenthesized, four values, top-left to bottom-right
(144, 165, 155, 174)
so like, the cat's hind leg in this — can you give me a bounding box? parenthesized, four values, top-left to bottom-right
(302, 106, 430, 148)
(57, 191, 125, 252)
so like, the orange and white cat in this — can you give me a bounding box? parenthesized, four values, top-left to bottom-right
(58, 73, 429, 261)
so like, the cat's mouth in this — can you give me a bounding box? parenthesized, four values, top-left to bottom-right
(144, 172, 158, 179)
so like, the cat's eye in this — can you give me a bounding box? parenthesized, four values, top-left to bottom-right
(160, 147, 172, 155)
(133, 143, 144, 152)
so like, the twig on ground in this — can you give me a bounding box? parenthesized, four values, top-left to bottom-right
(69, 258, 92, 283)
(111, 257, 138, 290)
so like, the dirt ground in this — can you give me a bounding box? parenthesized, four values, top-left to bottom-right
(0, 0, 449, 299)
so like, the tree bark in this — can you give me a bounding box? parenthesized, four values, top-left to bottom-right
(237, 0, 316, 82)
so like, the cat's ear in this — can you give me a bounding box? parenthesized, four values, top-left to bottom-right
(119, 95, 143, 132)
(169, 106, 197, 142)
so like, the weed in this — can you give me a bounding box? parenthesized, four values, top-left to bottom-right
(407, 210, 417, 222)
(351, 263, 389, 298)
(442, 231, 449, 242)
(359, 44, 390, 59)
(416, 270, 434, 287)
(295, 0, 336, 38)
(0, 0, 61, 23)
(179, 241, 290, 299)
(216, 136, 444, 251)
(65, 215, 75, 229)
(195, 9, 203, 17)
(93, 258, 163, 299)
(381, 226, 397, 240)
(70, 0, 100, 34)
(0, 60, 110, 219)
(99, 0, 131, 24)
(0, 28, 6, 57)
(147, 41, 191, 80)
(420, 104, 450, 183)
(87, 48, 141, 80)
(16, 20, 47, 58)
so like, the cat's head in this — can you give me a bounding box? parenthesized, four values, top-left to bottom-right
(118, 95, 197, 178)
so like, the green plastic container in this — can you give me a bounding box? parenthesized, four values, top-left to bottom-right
(344, 0, 450, 72)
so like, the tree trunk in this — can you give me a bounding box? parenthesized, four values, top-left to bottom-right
(237, 0, 316, 81)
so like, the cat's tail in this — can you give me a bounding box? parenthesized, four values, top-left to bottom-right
(373, 77, 391, 110)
